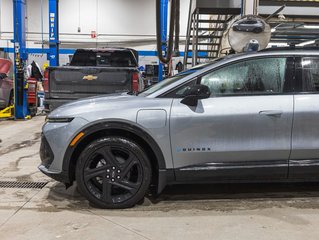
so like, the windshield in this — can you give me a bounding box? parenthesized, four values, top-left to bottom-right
(138, 74, 188, 97)
(138, 63, 212, 96)
(138, 58, 227, 97)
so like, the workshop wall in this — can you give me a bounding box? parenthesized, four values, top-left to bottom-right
(0, 0, 190, 67)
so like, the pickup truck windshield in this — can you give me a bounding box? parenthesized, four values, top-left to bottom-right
(70, 50, 137, 67)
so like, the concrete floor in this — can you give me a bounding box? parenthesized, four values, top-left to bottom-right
(1, 116, 319, 239)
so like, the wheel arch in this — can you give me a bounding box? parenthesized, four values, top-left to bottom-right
(62, 120, 169, 194)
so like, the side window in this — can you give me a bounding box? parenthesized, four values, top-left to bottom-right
(164, 79, 197, 98)
(200, 58, 288, 96)
(300, 57, 319, 92)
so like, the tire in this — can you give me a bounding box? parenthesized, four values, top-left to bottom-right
(253, 28, 262, 33)
(76, 136, 152, 209)
(8, 90, 14, 107)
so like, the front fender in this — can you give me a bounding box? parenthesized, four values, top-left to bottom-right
(63, 119, 171, 194)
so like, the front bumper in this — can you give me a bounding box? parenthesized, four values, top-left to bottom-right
(39, 117, 89, 183)
(39, 134, 70, 183)
(39, 134, 54, 168)
(38, 164, 70, 183)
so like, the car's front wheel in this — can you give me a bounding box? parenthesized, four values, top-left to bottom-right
(76, 136, 151, 209)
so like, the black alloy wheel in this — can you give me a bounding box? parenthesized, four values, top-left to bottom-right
(76, 137, 152, 209)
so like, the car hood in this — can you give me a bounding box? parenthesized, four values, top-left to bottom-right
(56, 93, 170, 122)
(49, 92, 173, 124)
(50, 93, 136, 117)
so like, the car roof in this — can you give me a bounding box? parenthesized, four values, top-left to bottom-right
(147, 47, 319, 98)
(75, 48, 135, 53)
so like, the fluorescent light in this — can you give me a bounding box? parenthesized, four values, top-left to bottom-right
(302, 60, 312, 66)
(304, 25, 319, 29)
(298, 40, 315, 47)
(268, 42, 288, 47)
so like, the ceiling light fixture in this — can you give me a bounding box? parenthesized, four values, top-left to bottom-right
(298, 40, 315, 47)
(304, 25, 319, 29)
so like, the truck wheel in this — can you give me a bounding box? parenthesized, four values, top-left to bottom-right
(76, 136, 152, 209)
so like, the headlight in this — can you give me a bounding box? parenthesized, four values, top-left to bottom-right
(46, 117, 74, 123)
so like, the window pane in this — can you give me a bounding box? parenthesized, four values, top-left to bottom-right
(301, 58, 319, 92)
(70, 51, 96, 66)
(201, 58, 287, 96)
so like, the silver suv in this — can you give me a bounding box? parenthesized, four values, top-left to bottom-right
(39, 48, 319, 209)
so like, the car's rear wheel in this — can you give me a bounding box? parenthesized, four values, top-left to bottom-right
(76, 136, 151, 209)
(8, 90, 14, 106)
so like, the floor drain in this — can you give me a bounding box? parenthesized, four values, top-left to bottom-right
(0, 181, 48, 189)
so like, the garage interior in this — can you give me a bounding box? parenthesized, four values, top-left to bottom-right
(1, 0, 319, 239)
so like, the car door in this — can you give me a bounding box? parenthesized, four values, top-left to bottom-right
(290, 56, 319, 179)
(0, 59, 13, 107)
(169, 56, 294, 182)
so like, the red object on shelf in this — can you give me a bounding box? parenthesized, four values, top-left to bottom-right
(91, 31, 97, 38)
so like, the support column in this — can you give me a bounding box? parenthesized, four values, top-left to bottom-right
(158, 0, 168, 81)
(13, 0, 28, 119)
(243, 0, 259, 15)
(48, 0, 59, 66)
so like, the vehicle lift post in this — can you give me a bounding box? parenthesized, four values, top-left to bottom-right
(158, 0, 168, 81)
(48, 0, 59, 66)
(243, 0, 259, 15)
(13, 0, 29, 119)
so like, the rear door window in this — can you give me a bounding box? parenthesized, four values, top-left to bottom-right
(299, 57, 319, 92)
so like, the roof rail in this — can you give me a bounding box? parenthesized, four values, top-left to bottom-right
(259, 46, 319, 52)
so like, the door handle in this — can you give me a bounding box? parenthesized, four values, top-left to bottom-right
(259, 110, 283, 117)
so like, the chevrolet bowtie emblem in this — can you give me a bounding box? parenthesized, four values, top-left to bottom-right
(83, 75, 98, 81)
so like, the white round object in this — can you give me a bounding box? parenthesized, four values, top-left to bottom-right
(228, 17, 271, 53)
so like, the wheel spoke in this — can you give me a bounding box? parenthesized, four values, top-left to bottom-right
(102, 177, 112, 203)
(112, 180, 139, 193)
(121, 154, 138, 177)
(84, 166, 107, 182)
(98, 147, 119, 168)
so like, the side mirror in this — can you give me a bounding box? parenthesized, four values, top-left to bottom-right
(0, 73, 7, 80)
(180, 84, 211, 107)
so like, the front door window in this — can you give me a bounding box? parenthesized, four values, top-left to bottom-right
(201, 58, 288, 96)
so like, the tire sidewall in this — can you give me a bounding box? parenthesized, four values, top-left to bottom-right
(76, 136, 152, 209)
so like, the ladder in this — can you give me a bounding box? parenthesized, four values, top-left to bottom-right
(183, 0, 241, 69)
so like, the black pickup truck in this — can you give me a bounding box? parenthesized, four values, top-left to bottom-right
(44, 48, 142, 111)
